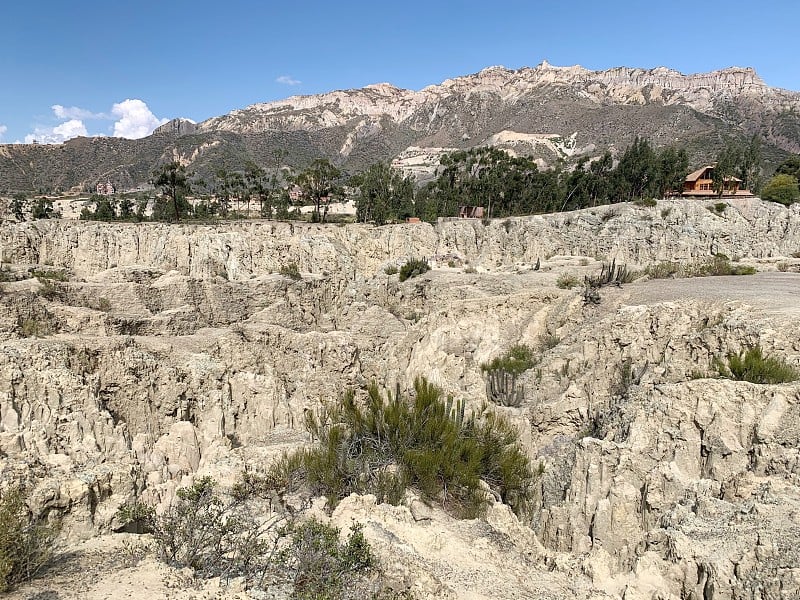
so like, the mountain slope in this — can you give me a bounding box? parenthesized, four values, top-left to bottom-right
(2, 62, 799, 193)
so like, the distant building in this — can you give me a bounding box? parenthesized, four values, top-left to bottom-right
(96, 180, 115, 196)
(682, 166, 752, 197)
(288, 185, 303, 202)
(459, 205, 485, 218)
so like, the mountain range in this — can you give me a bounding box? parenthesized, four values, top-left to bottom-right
(2, 61, 799, 194)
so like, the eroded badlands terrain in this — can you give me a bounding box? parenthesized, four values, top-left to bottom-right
(1, 198, 799, 599)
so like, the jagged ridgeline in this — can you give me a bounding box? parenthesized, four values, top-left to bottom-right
(2, 62, 800, 193)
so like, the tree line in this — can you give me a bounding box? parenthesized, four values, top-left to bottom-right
(9, 136, 799, 224)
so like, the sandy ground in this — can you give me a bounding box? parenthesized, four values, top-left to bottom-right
(625, 272, 800, 317)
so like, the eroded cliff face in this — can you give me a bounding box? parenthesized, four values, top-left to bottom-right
(1, 199, 800, 599)
(3, 198, 800, 280)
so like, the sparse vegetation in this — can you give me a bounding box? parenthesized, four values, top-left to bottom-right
(30, 269, 67, 282)
(633, 197, 657, 207)
(537, 333, 561, 351)
(481, 344, 537, 376)
(714, 345, 798, 384)
(280, 262, 302, 280)
(384, 265, 399, 275)
(556, 273, 579, 289)
(582, 259, 636, 304)
(398, 258, 430, 282)
(482, 344, 538, 408)
(134, 477, 384, 598)
(19, 318, 50, 338)
(645, 255, 756, 279)
(271, 378, 534, 518)
(707, 202, 727, 215)
(0, 486, 58, 592)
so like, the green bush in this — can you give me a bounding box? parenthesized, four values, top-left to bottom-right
(275, 520, 375, 600)
(143, 478, 384, 598)
(30, 269, 67, 282)
(646, 256, 756, 279)
(150, 477, 272, 579)
(538, 333, 561, 351)
(276, 378, 534, 518)
(714, 345, 799, 384)
(384, 265, 399, 275)
(645, 261, 680, 279)
(398, 258, 430, 282)
(280, 262, 302, 280)
(556, 273, 579, 289)
(481, 344, 537, 376)
(0, 486, 58, 592)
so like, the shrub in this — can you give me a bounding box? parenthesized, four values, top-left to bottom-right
(693, 255, 756, 276)
(19, 318, 50, 338)
(481, 344, 537, 376)
(384, 265, 399, 275)
(37, 279, 64, 301)
(97, 297, 112, 312)
(646, 256, 756, 279)
(707, 202, 727, 215)
(0, 265, 15, 283)
(538, 333, 561, 351)
(714, 345, 799, 384)
(150, 477, 274, 582)
(645, 261, 680, 279)
(275, 520, 375, 600)
(144, 477, 384, 598)
(398, 258, 430, 282)
(277, 379, 534, 518)
(633, 197, 657, 208)
(777, 262, 789, 272)
(556, 273, 579, 289)
(660, 207, 672, 219)
(30, 269, 67, 282)
(280, 262, 302, 280)
(0, 486, 58, 592)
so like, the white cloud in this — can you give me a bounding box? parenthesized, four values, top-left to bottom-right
(0, 125, 7, 141)
(20, 98, 169, 144)
(24, 119, 88, 144)
(111, 99, 169, 139)
(276, 75, 301, 86)
(51, 104, 107, 120)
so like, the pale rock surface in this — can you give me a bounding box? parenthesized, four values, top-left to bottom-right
(1, 199, 800, 598)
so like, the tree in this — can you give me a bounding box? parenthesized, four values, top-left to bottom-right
(655, 146, 688, 198)
(31, 197, 57, 220)
(351, 162, 414, 225)
(613, 137, 657, 201)
(775, 155, 800, 181)
(760, 173, 800, 205)
(294, 159, 342, 223)
(80, 194, 116, 221)
(10, 193, 27, 221)
(712, 144, 740, 197)
(738, 135, 763, 193)
(153, 162, 191, 222)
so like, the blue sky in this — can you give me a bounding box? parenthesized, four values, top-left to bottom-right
(2, 0, 798, 144)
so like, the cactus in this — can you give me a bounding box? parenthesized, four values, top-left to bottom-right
(485, 369, 524, 407)
(445, 396, 466, 426)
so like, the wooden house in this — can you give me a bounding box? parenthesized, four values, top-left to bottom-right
(682, 166, 752, 197)
(458, 205, 485, 218)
